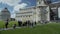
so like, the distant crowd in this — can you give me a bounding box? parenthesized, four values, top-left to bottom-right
(5, 19, 37, 29)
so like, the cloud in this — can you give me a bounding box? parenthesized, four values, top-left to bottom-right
(0, 0, 28, 11)
(0, 0, 28, 18)
(14, 3, 28, 11)
(11, 3, 28, 18)
(0, 0, 21, 6)
(11, 10, 16, 18)
(11, 13, 15, 18)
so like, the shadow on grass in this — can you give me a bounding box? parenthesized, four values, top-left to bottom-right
(0, 31, 1, 34)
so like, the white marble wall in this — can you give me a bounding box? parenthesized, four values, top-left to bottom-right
(15, 0, 50, 23)
(15, 6, 36, 22)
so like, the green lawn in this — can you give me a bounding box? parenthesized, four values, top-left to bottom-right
(0, 21, 18, 28)
(0, 23, 60, 34)
(0, 21, 5, 28)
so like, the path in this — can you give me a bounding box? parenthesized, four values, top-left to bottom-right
(0, 27, 21, 31)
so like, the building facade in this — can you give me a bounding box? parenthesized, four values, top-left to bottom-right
(15, 6, 36, 22)
(36, 0, 50, 23)
(0, 8, 10, 21)
(49, 1, 60, 21)
(15, 0, 50, 23)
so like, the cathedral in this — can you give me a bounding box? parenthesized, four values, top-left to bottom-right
(15, 0, 60, 23)
(15, 0, 50, 23)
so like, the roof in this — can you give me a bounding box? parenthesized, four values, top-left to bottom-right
(20, 6, 36, 10)
(1, 8, 10, 13)
(49, 1, 60, 7)
(51, 1, 60, 4)
(37, 0, 47, 6)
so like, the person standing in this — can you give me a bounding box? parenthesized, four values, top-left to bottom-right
(5, 19, 9, 28)
(13, 24, 16, 29)
(18, 21, 22, 27)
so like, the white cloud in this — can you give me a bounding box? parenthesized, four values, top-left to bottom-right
(14, 3, 27, 11)
(0, 0, 28, 18)
(11, 3, 27, 18)
(11, 10, 15, 18)
(11, 14, 15, 18)
(0, 0, 21, 6)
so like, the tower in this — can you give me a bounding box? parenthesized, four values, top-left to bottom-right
(37, 0, 42, 5)
(36, 0, 50, 23)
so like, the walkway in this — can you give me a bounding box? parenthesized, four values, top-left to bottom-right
(0, 27, 21, 31)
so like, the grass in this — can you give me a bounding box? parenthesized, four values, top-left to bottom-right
(0, 21, 18, 28)
(0, 21, 5, 28)
(8, 21, 18, 27)
(0, 23, 60, 34)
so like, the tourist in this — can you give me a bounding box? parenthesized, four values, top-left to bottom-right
(5, 19, 9, 28)
(13, 24, 16, 29)
(18, 21, 22, 27)
(35, 21, 36, 25)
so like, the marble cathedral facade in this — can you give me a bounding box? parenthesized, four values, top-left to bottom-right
(36, 0, 50, 23)
(15, 0, 50, 23)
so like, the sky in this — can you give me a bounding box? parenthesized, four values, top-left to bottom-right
(0, 0, 36, 18)
(51, 0, 60, 2)
(0, 0, 60, 18)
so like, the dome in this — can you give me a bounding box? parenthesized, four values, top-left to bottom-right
(1, 8, 9, 12)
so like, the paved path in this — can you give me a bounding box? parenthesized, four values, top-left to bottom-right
(0, 26, 34, 31)
(0, 24, 42, 31)
(0, 27, 21, 31)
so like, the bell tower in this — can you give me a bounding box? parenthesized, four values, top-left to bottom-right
(37, 0, 47, 6)
(36, 0, 50, 23)
(37, 0, 42, 5)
